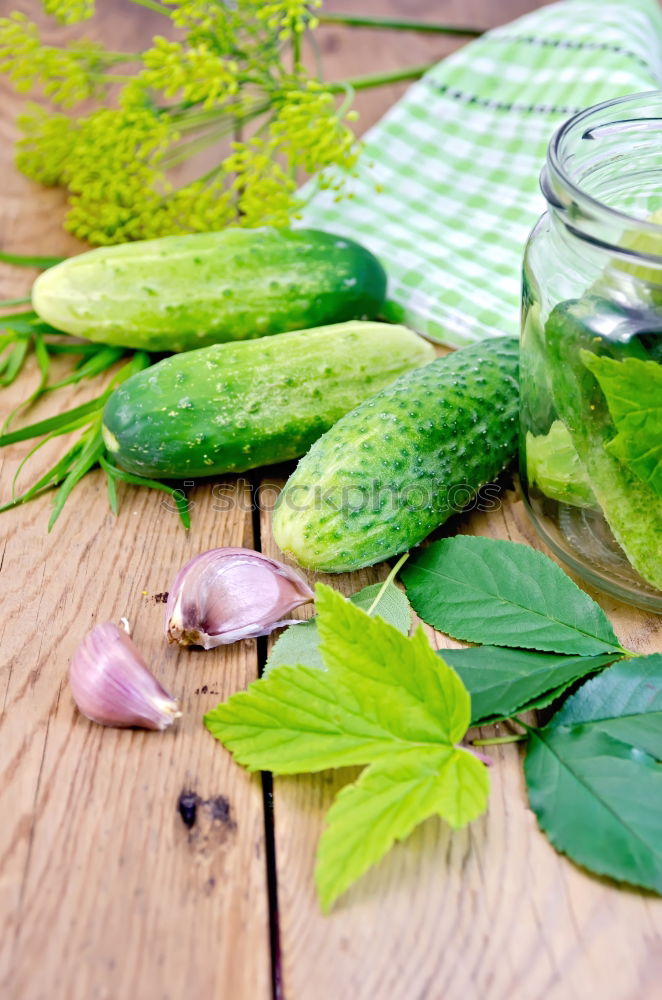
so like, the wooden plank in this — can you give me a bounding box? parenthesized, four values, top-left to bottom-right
(0, 6, 272, 997)
(261, 13, 662, 988)
(261, 479, 662, 1000)
(0, 413, 272, 997)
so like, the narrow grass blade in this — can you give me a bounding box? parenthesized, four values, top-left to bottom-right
(100, 456, 191, 529)
(0, 438, 86, 512)
(0, 339, 30, 387)
(0, 250, 66, 268)
(0, 296, 32, 307)
(48, 425, 105, 530)
(0, 396, 107, 446)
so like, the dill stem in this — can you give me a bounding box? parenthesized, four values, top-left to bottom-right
(318, 13, 485, 36)
(330, 63, 437, 93)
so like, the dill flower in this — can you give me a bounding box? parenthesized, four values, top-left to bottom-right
(15, 104, 80, 185)
(223, 138, 300, 228)
(271, 79, 360, 180)
(0, 0, 362, 244)
(141, 37, 239, 110)
(257, 0, 322, 41)
(141, 180, 235, 238)
(0, 12, 122, 107)
(63, 108, 177, 244)
(42, 0, 95, 25)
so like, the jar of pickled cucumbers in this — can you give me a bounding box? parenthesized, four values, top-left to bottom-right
(521, 92, 662, 612)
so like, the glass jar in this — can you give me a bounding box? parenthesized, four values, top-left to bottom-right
(521, 92, 662, 612)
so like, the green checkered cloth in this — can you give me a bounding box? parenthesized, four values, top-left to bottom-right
(300, 0, 662, 346)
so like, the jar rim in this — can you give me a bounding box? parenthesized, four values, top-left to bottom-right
(545, 90, 662, 255)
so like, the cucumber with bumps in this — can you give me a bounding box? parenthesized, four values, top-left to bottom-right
(273, 338, 519, 572)
(102, 321, 435, 478)
(32, 228, 387, 352)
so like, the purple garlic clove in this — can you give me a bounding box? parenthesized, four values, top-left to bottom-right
(165, 547, 314, 649)
(70, 620, 180, 730)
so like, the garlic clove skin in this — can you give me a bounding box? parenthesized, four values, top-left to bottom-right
(166, 547, 314, 649)
(70, 622, 180, 730)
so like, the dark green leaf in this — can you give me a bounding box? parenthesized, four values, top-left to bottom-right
(525, 727, 662, 894)
(549, 654, 662, 760)
(441, 646, 620, 725)
(525, 656, 662, 894)
(0, 250, 66, 268)
(401, 537, 623, 655)
(264, 581, 412, 675)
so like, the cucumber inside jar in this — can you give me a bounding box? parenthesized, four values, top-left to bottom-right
(521, 293, 662, 600)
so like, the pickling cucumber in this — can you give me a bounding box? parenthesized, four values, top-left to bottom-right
(32, 228, 387, 352)
(102, 321, 435, 477)
(272, 337, 519, 572)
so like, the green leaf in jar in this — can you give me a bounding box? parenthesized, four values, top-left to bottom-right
(581, 352, 662, 496)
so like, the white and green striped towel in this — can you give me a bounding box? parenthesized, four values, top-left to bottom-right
(301, 0, 662, 346)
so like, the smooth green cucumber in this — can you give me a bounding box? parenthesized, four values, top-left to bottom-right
(32, 228, 387, 352)
(102, 321, 435, 477)
(273, 337, 519, 572)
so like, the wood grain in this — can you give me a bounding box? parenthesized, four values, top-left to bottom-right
(0, 7, 271, 1000)
(1, 1, 662, 999)
(263, 480, 662, 1000)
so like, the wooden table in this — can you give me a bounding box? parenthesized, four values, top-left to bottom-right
(2, 2, 661, 998)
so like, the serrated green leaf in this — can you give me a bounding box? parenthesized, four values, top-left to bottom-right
(316, 585, 470, 746)
(581, 352, 662, 495)
(207, 590, 469, 772)
(525, 728, 662, 894)
(315, 747, 488, 911)
(206, 584, 487, 908)
(525, 655, 662, 894)
(442, 646, 620, 724)
(549, 654, 662, 760)
(264, 581, 412, 675)
(402, 537, 622, 656)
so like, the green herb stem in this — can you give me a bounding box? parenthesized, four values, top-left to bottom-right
(0, 296, 32, 308)
(472, 733, 528, 747)
(366, 551, 410, 616)
(330, 63, 438, 93)
(128, 0, 171, 15)
(318, 13, 485, 37)
(0, 251, 65, 269)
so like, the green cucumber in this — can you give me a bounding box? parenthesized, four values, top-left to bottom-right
(32, 228, 387, 352)
(272, 337, 519, 572)
(102, 321, 435, 477)
(544, 298, 662, 589)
